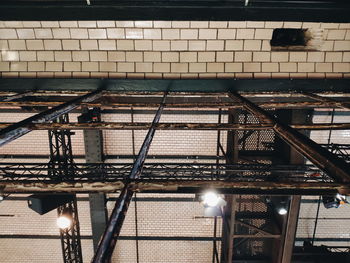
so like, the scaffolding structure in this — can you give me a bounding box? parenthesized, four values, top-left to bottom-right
(0, 88, 350, 263)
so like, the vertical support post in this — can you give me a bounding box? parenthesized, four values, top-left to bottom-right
(221, 109, 239, 263)
(227, 92, 350, 183)
(79, 108, 108, 252)
(0, 89, 103, 147)
(48, 114, 83, 263)
(273, 109, 311, 263)
(92, 91, 168, 263)
(58, 198, 83, 263)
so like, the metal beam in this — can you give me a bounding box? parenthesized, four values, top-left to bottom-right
(276, 110, 312, 263)
(301, 92, 350, 110)
(235, 220, 278, 237)
(1, 162, 348, 194)
(92, 91, 168, 263)
(79, 108, 108, 252)
(227, 92, 350, 183)
(1, 79, 350, 95)
(1, 100, 350, 110)
(0, 90, 34, 102)
(221, 109, 239, 263)
(280, 196, 301, 262)
(1, 122, 350, 131)
(0, 180, 346, 195)
(0, 89, 103, 147)
(1, 90, 350, 99)
(48, 114, 83, 263)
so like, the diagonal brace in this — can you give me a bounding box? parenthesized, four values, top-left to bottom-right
(91, 91, 168, 263)
(227, 92, 350, 183)
(235, 219, 277, 237)
(0, 89, 103, 147)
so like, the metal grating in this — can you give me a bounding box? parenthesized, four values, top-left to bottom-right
(238, 110, 275, 152)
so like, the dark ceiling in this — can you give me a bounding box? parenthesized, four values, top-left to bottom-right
(1, 0, 350, 21)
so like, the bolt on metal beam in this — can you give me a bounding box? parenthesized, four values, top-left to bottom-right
(227, 92, 350, 183)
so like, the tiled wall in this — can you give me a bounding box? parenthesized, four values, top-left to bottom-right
(297, 196, 350, 247)
(0, 195, 218, 263)
(0, 21, 349, 78)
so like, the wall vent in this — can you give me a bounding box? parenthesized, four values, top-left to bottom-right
(270, 28, 323, 51)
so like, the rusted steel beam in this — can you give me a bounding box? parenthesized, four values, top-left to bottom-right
(1, 122, 349, 131)
(92, 91, 168, 263)
(280, 196, 301, 262)
(0, 180, 348, 195)
(2, 122, 350, 130)
(301, 92, 350, 110)
(0, 90, 349, 98)
(0, 89, 103, 147)
(0, 100, 349, 109)
(0, 90, 34, 102)
(228, 92, 350, 183)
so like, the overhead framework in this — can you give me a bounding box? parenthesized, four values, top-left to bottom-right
(0, 82, 350, 262)
(0, 89, 103, 146)
(0, 89, 350, 195)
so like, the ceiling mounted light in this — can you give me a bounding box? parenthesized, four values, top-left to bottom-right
(202, 192, 220, 207)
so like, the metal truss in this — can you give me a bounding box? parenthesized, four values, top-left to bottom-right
(57, 199, 83, 263)
(0, 163, 332, 184)
(48, 114, 74, 179)
(49, 114, 83, 263)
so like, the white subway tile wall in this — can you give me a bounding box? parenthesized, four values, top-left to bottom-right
(0, 21, 349, 78)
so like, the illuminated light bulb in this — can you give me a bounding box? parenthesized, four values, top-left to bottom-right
(203, 192, 220, 207)
(57, 215, 72, 229)
(278, 207, 288, 215)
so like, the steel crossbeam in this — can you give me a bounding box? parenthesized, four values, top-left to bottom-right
(0, 89, 103, 147)
(0, 163, 348, 195)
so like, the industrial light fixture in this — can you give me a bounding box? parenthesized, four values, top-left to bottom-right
(277, 207, 288, 215)
(56, 209, 73, 229)
(203, 192, 220, 207)
(200, 191, 226, 217)
(322, 194, 349, 209)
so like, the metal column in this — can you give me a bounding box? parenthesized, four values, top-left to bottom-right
(0, 89, 103, 146)
(227, 92, 350, 184)
(48, 114, 83, 263)
(79, 108, 108, 252)
(91, 91, 168, 263)
(221, 109, 239, 263)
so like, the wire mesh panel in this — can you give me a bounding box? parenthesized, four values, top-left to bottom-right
(234, 195, 271, 258)
(238, 110, 275, 152)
